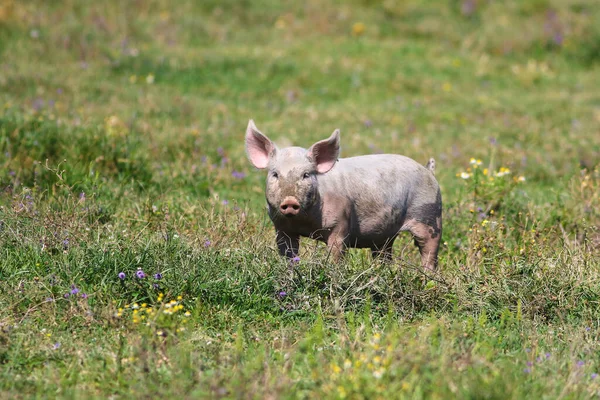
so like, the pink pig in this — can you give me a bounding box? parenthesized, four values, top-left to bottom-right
(245, 120, 442, 271)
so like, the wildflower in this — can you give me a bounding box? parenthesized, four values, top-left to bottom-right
(221, 199, 229, 205)
(495, 167, 511, 177)
(81, 293, 88, 299)
(592, 373, 598, 379)
(460, 172, 471, 179)
(129, 75, 137, 84)
(53, 342, 60, 350)
(577, 360, 585, 367)
(118, 272, 126, 280)
(274, 17, 286, 29)
(373, 368, 384, 379)
(232, 171, 245, 179)
(146, 74, 155, 84)
(291, 255, 300, 264)
(524, 367, 531, 374)
(442, 82, 452, 92)
(331, 363, 342, 374)
(154, 273, 163, 280)
(517, 176, 526, 182)
(184, 311, 191, 317)
(352, 22, 366, 36)
(204, 240, 211, 247)
(136, 269, 146, 279)
(278, 291, 287, 298)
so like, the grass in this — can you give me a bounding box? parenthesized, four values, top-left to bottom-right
(1, 0, 600, 398)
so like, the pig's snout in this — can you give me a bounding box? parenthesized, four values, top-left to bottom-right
(280, 196, 301, 217)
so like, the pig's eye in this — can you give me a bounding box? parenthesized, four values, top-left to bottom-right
(272, 172, 279, 179)
(303, 173, 310, 179)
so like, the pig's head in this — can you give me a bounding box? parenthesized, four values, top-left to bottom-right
(245, 120, 340, 219)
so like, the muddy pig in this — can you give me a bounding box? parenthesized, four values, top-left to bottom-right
(245, 120, 442, 271)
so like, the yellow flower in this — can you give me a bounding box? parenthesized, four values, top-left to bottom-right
(129, 75, 137, 84)
(184, 311, 191, 317)
(352, 22, 365, 36)
(442, 82, 452, 92)
(274, 17, 286, 29)
(146, 74, 155, 84)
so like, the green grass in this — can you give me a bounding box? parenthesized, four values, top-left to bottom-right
(1, 0, 600, 398)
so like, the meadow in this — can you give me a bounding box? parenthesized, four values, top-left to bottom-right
(1, 0, 600, 398)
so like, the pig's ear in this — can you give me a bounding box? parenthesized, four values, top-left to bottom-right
(245, 120, 276, 169)
(307, 129, 340, 174)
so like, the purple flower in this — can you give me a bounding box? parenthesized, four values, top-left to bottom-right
(221, 199, 229, 205)
(527, 361, 533, 367)
(592, 373, 598, 379)
(577, 360, 585, 367)
(204, 240, 211, 247)
(118, 272, 126, 280)
(53, 342, 61, 350)
(154, 273, 163, 280)
(291, 256, 301, 264)
(64, 293, 70, 298)
(489, 137, 497, 146)
(70, 286, 79, 295)
(136, 269, 146, 279)
(153, 283, 160, 289)
(217, 147, 224, 156)
(524, 367, 531, 374)
(545, 352, 551, 359)
(278, 291, 287, 298)
(81, 293, 88, 299)
(232, 171, 245, 179)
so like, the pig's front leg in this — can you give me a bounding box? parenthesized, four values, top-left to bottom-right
(276, 230, 299, 260)
(326, 223, 349, 263)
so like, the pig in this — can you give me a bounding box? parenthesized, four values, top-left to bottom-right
(245, 120, 442, 271)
